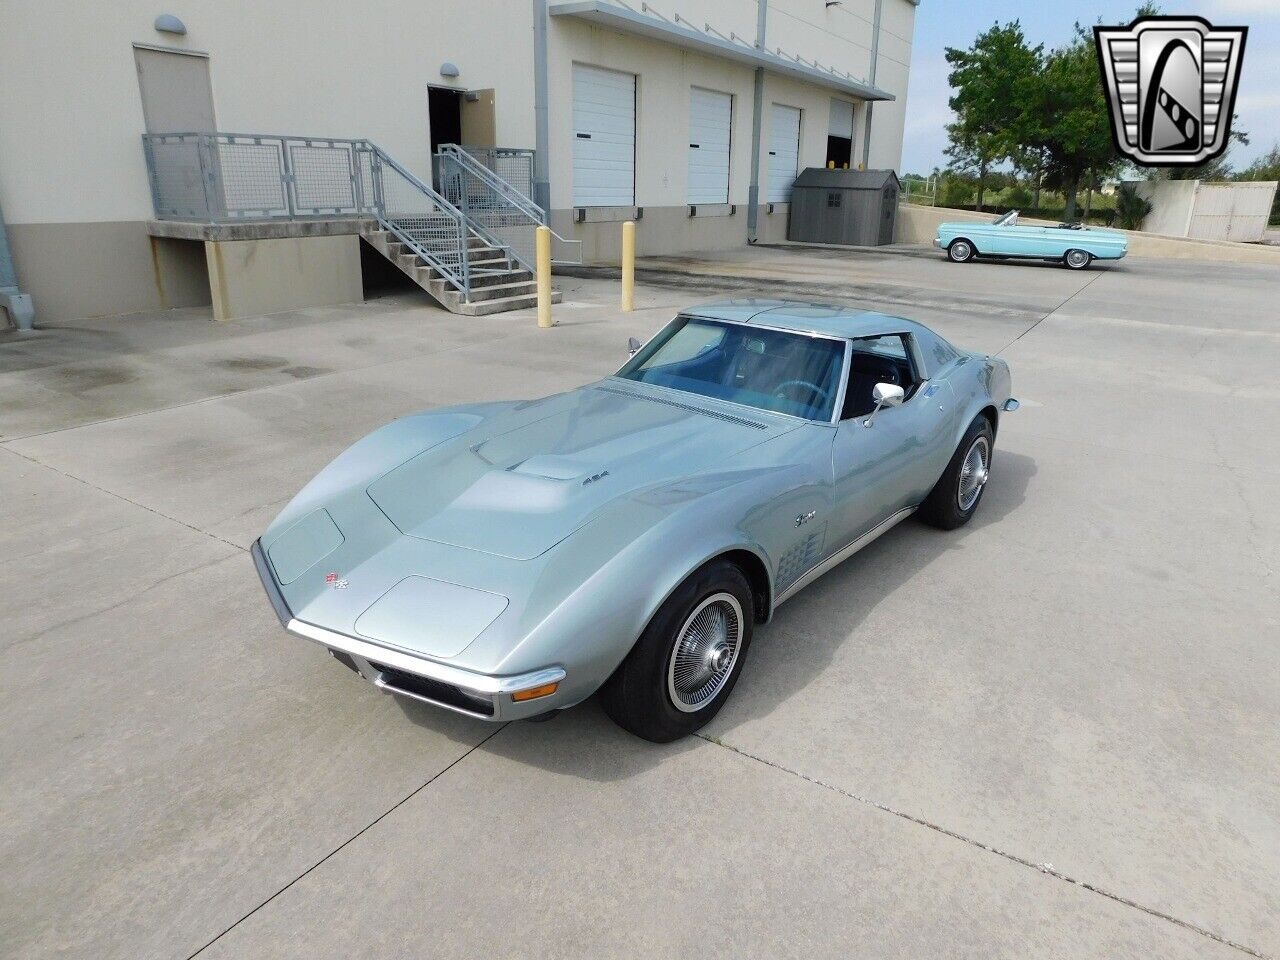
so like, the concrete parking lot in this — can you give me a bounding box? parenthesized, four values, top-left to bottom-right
(2, 245, 1277, 959)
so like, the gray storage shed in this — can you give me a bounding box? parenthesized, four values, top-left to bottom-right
(787, 168, 900, 246)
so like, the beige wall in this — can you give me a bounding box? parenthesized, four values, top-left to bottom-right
(205, 235, 362, 321)
(7, 222, 164, 320)
(0, 1, 916, 321)
(0, 1, 534, 227)
(551, 204, 793, 262)
(546, 9, 914, 214)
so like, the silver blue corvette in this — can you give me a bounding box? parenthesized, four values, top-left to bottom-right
(252, 300, 1017, 741)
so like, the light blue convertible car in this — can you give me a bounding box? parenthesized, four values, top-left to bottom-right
(253, 301, 1016, 742)
(936, 210, 1127, 270)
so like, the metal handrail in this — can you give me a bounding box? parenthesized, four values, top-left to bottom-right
(142, 131, 482, 299)
(439, 144, 547, 221)
(357, 141, 473, 297)
(437, 144, 583, 265)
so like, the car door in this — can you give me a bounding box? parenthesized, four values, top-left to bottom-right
(828, 334, 956, 551)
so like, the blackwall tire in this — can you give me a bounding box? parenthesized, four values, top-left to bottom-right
(918, 415, 995, 530)
(600, 561, 754, 743)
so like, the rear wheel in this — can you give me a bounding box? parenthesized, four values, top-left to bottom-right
(947, 239, 976, 263)
(600, 561, 754, 742)
(918, 415, 995, 530)
(1064, 248, 1092, 270)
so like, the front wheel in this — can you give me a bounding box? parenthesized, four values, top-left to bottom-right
(1064, 248, 1092, 270)
(600, 561, 754, 742)
(918, 416, 995, 530)
(947, 239, 976, 263)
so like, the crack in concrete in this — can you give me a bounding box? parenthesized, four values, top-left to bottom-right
(699, 733, 1270, 958)
(0, 551, 238, 656)
(996, 268, 1108, 355)
(0, 447, 244, 552)
(184, 722, 510, 960)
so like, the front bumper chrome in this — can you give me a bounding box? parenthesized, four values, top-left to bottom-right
(251, 540, 565, 721)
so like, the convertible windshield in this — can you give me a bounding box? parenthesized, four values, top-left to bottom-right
(993, 210, 1018, 226)
(616, 317, 845, 421)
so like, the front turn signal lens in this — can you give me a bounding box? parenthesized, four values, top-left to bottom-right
(511, 682, 559, 702)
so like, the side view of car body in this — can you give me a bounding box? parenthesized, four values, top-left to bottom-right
(252, 300, 1017, 741)
(936, 210, 1128, 269)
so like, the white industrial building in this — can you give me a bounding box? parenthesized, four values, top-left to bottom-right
(0, 0, 918, 323)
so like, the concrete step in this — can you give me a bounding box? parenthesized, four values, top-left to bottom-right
(364, 226, 552, 316)
(418, 266, 532, 288)
(463, 279, 540, 302)
(448, 290, 562, 316)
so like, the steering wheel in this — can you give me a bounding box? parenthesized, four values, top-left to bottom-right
(774, 379, 831, 407)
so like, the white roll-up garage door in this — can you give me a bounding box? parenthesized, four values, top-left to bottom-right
(572, 64, 636, 206)
(688, 87, 732, 204)
(767, 103, 802, 203)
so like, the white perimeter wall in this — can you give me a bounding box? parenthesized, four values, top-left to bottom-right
(0, 1, 535, 225)
(1133, 180, 1279, 243)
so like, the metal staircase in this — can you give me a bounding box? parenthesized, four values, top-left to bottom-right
(356, 143, 568, 315)
(142, 132, 578, 317)
(361, 220, 554, 316)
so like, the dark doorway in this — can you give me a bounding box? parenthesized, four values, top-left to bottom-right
(826, 135, 852, 170)
(429, 87, 463, 153)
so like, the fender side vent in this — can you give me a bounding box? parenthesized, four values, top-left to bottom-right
(596, 386, 769, 430)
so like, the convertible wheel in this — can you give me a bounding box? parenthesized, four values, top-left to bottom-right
(918, 415, 994, 530)
(1064, 249, 1092, 270)
(947, 239, 976, 263)
(600, 561, 754, 743)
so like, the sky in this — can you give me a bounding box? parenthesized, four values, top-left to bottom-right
(901, 0, 1280, 176)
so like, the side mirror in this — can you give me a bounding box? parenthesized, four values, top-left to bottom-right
(863, 382, 905, 427)
(627, 336, 642, 357)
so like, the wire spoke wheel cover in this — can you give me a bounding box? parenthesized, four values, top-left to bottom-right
(957, 436, 990, 511)
(666, 592, 744, 713)
(1066, 249, 1090, 268)
(949, 241, 971, 262)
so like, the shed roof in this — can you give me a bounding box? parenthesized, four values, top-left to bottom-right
(792, 168, 901, 190)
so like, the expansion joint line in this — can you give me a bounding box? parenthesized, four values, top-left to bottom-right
(185, 723, 510, 959)
(698, 734, 1269, 959)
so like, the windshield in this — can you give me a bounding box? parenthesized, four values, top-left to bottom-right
(993, 210, 1018, 226)
(616, 317, 845, 422)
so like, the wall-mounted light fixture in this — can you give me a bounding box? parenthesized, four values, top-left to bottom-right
(154, 13, 187, 35)
(439, 62, 460, 79)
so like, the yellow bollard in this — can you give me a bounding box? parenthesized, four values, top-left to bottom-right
(536, 225, 553, 328)
(620, 220, 635, 313)
(828, 160, 835, 169)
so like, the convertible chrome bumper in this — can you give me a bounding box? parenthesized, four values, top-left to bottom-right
(250, 540, 565, 721)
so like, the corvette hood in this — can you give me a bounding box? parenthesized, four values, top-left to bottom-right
(366, 383, 794, 560)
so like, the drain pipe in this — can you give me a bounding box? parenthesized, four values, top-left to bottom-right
(0, 199, 35, 331)
(745, 0, 768, 244)
(859, 0, 883, 170)
(532, 0, 552, 214)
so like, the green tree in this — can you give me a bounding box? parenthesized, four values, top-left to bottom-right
(1114, 184, 1153, 230)
(944, 22, 1043, 212)
(1032, 24, 1120, 220)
